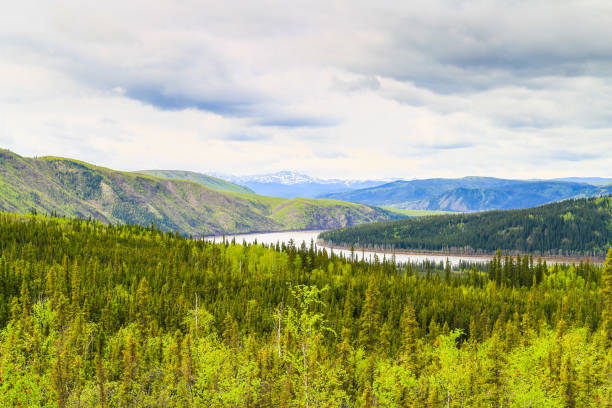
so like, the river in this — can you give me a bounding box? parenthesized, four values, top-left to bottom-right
(206, 230, 490, 266)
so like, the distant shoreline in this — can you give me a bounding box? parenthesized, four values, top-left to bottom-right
(204, 228, 327, 239)
(316, 240, 606, 265)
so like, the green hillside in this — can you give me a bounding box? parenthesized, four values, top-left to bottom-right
(380, 206, 451, 217)
(0, 149, 397, 235)
(136, 169, 254, 194)
(320, 197, 612, 256)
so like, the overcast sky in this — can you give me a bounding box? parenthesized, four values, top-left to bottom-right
(1, 0, 611, 179)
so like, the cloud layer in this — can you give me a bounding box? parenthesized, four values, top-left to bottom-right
(1, 0, 611, 179)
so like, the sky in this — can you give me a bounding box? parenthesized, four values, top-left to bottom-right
(1, 0, 611, 180)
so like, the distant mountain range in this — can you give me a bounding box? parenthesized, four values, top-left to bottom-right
(0, 150, 399, 235)
(320, 177, 612, 212)
(208, 172, 612, 211)
(212, 171, 389, 198)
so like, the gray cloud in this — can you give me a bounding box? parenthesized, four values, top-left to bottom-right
(340, 1, 612, 92)
(256, 116, 340, 128)
(125, 86, 253, 115)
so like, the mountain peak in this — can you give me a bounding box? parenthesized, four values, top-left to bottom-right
(240, 171, 317, 185)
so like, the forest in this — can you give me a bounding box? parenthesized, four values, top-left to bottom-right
(0, 211, 610, 407)
(320, 197, 612, 257)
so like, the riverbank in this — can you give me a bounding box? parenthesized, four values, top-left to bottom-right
(316, 240, 606, 265)
(204, 228, 327, 239)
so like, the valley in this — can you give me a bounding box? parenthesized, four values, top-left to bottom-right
(3, 2, 612, 406)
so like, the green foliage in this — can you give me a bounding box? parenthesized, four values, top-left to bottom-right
(379, 207, 451, 217)
(0, 212, 610, 406)
(321, 196, 612, 257)
(603, 247, 612, 343)
(136, 169, 255, 194)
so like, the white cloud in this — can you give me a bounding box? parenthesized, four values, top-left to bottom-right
(0, 0, 610, 179)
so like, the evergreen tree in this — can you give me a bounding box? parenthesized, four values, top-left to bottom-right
(560, 353, 577, 408)
(400, 300, 421, 374)
(602, 247, 612, 344)
(0, 212, 608, 407)
(358, 275, 380, 351)
(483, 333, 506, 407)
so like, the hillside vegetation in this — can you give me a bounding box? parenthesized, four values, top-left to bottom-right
(0, 149, 397, 235)
(322, 176, 612, 211)
(380, 206, 451, 217)
(0, 213, 610, 406)
(136, 169, 254, 194)
(320, 197, 612, 257)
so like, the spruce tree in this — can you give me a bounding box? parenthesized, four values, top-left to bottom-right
(483, 333, 506, 406)
(400, 300, 421, 374)
(602, 247, 612, 344)
(560, 354, 577, 408)
(358, 275, 380, 351)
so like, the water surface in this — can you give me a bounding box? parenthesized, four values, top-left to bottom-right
(207, 230, 489, 266)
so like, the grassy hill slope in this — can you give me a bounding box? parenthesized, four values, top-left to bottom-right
(320, 197, 612, 256)
(136, 169, 255, 194)
(0, 149, 398, 235)
(380, 207, 451, 217)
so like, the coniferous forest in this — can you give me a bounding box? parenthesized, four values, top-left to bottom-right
(320, 197, 612, 257)
(0, 212, 611, 407)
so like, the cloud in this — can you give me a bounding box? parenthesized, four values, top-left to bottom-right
(335, 1, 612, 91)
(125, 85, 252, 115)
(0, 0, 610, 179)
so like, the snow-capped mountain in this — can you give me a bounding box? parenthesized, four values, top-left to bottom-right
(236, 171, 320, 185)
(210, 171, 391, 198)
